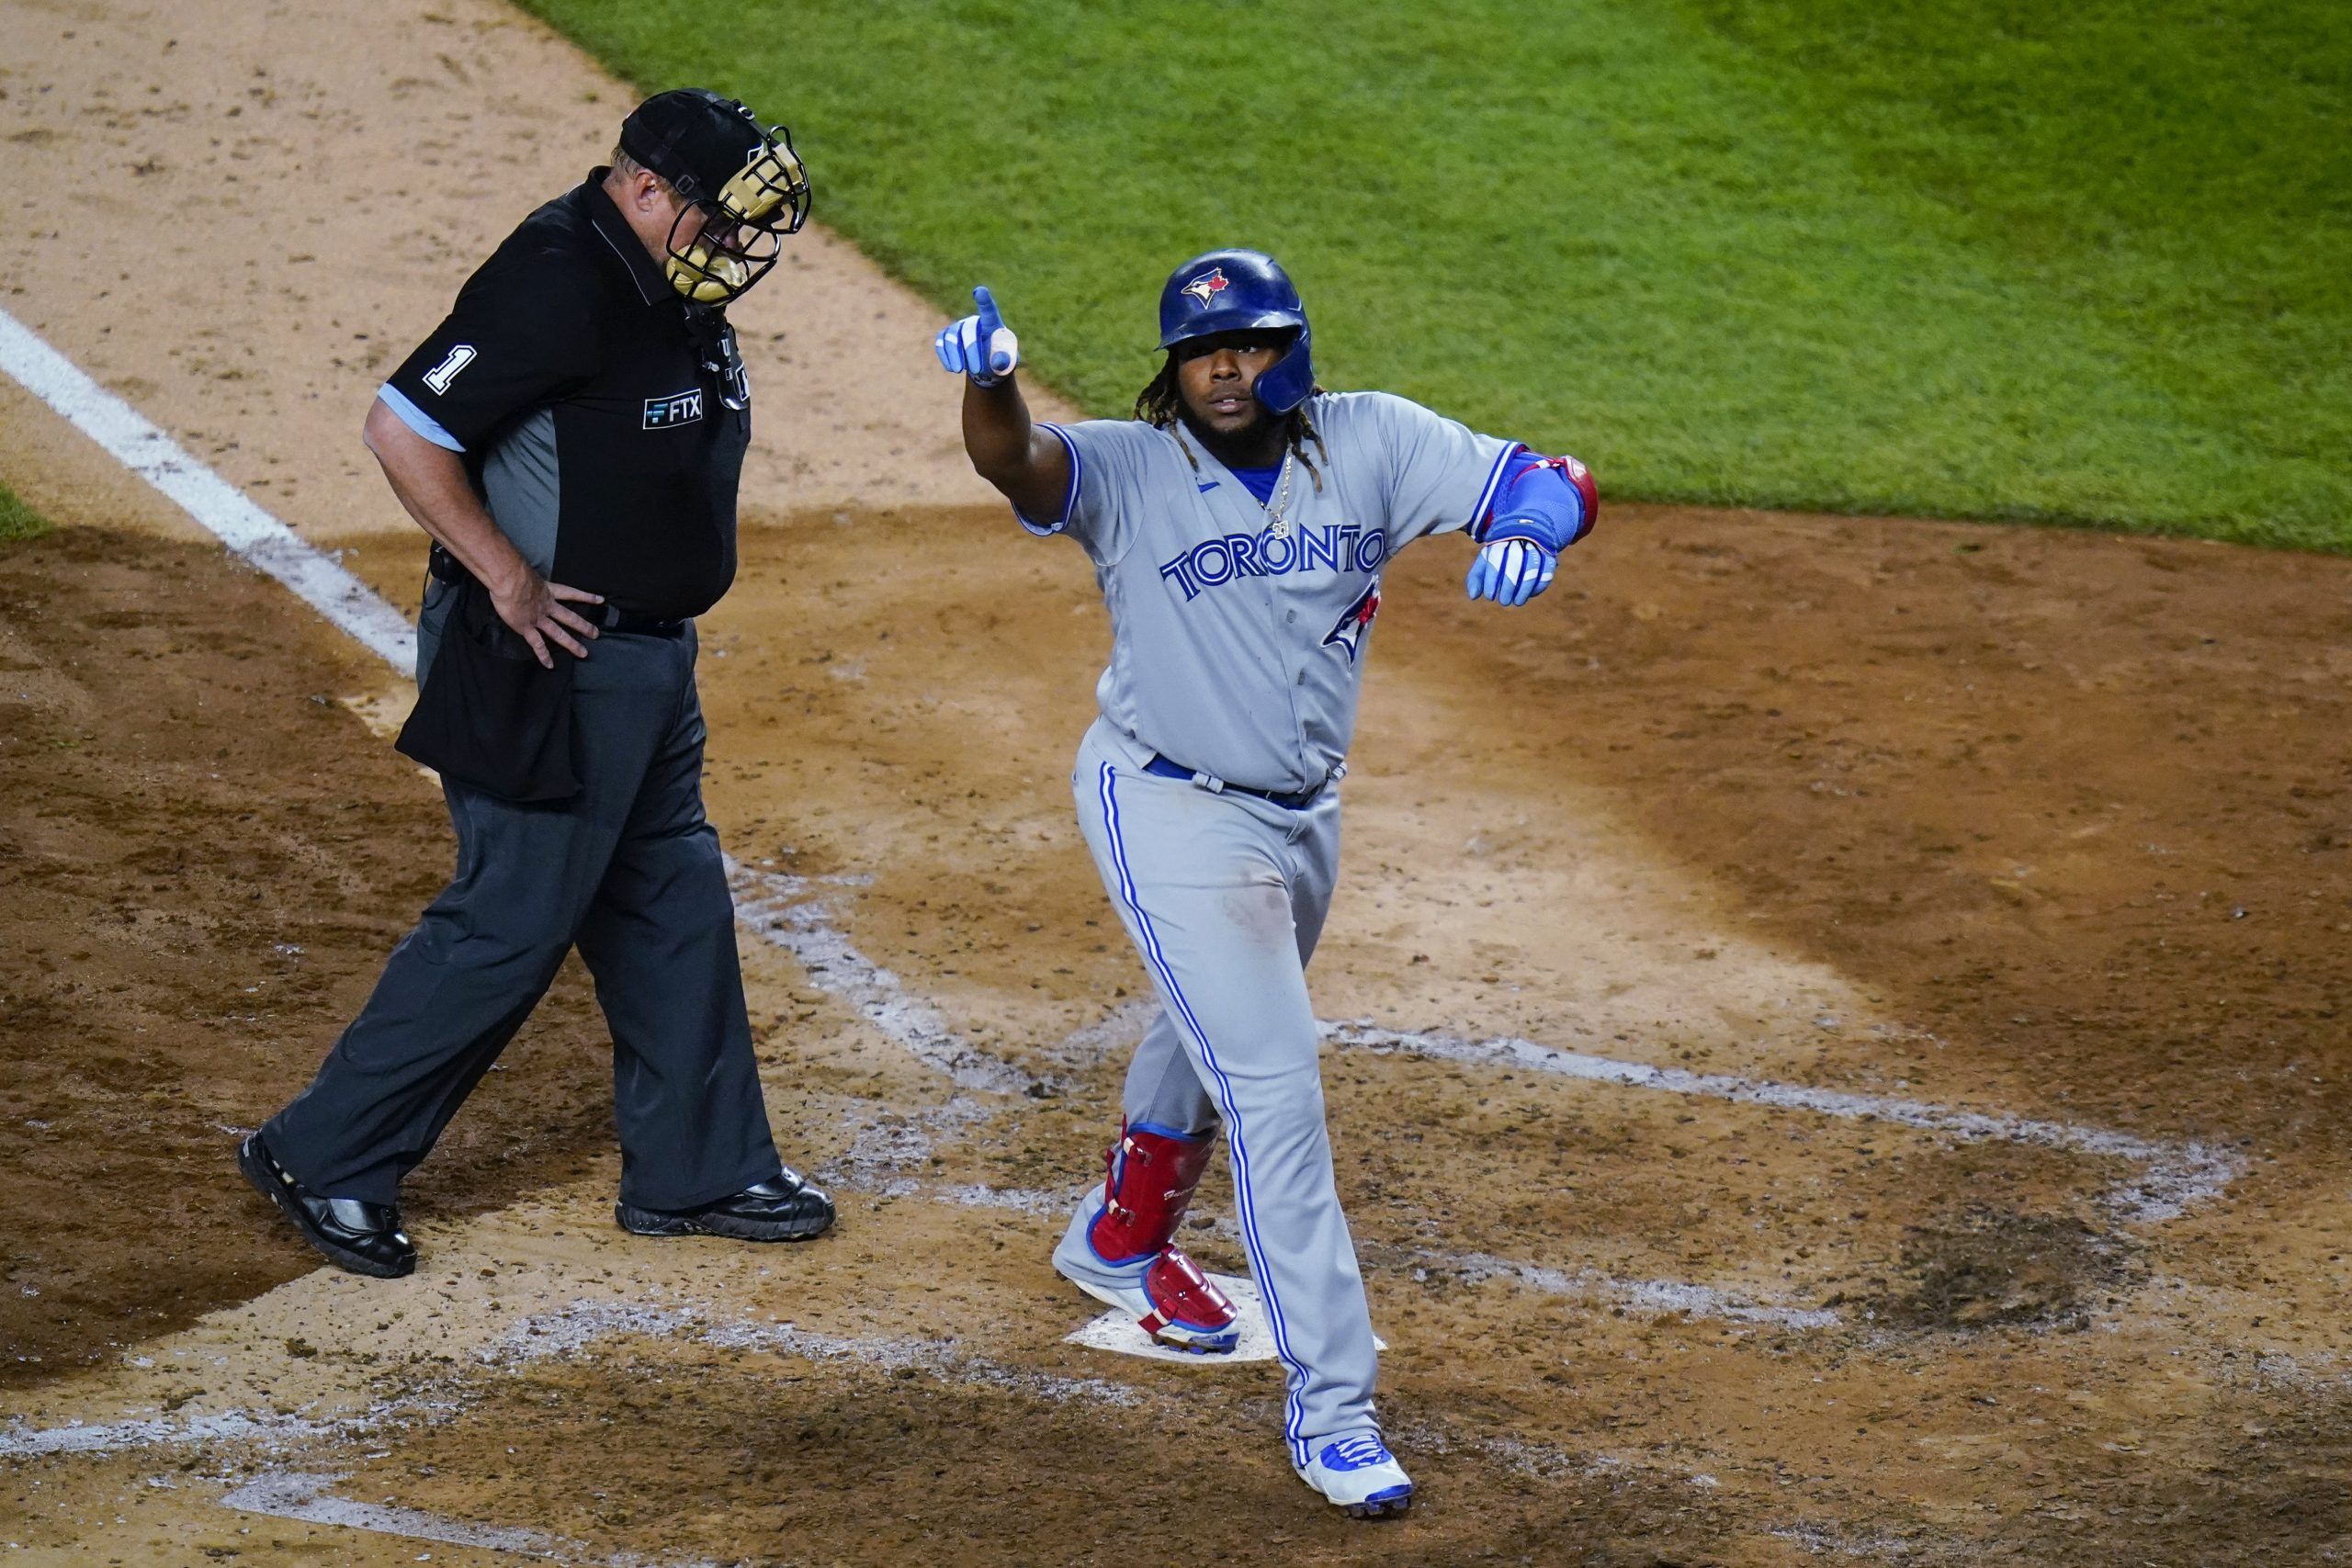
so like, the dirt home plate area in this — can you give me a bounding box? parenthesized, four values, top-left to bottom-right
(3, 2, 2350, 1564)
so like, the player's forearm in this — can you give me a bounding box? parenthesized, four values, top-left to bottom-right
(959, 375, 1036, 480)
(362, 401, 533, 594)
(959, 377, 1068, 518)
(936, 287, 1069, 520)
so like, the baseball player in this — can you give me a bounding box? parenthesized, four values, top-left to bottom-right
(933, 250, 1595, 1517)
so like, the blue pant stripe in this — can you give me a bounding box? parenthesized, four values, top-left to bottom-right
(1097, 762, 1309, 1462)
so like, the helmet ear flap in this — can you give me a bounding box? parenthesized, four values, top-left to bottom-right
(1251, 324, 1315, 415)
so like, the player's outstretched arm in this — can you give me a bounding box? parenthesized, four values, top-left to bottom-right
(1465, 452, 1598, 609)
(934, 286, 1071, 525)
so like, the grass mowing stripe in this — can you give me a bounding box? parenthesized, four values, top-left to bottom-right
(1669, 0, 2352, 542)
(517, 0, 2346, 547)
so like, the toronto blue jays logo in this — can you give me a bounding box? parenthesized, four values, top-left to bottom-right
(1181, 267, 1229, 307)
(1322, 578, 1382, 661)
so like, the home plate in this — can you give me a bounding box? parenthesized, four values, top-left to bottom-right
(1066, 1273, 1384, 1364)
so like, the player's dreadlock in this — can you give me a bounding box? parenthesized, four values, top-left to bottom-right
(1136, 353, 1329, 490)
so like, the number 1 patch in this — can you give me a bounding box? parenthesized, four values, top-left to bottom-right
(421, 344, 476, 396)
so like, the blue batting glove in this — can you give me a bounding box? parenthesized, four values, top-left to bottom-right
(1465, 537, 1557, 607)
(933, 285, 1021, 386)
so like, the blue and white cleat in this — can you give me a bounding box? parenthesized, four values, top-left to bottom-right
(1295, 1432, 1414, 1518)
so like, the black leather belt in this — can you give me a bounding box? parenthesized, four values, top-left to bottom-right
(425, 547, 683, 637)
(1143, 754, 1329, 810)
(598, 606, 686, 638)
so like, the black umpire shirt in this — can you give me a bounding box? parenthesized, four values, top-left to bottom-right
(380, 171, 752, 621)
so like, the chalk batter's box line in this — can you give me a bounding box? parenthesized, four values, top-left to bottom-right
(732, 861, 2238, 1228)
(54, 1298, 1944, 1564)
(1315, 1022, 2239, 1225)
(135, 1299, 1719, 1563)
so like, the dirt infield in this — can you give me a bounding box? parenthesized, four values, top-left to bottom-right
(7, 506, 2352, 1563)
(6, 0, 2352, 1562)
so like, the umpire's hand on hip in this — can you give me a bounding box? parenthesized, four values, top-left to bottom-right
(490, 563, 604, 668)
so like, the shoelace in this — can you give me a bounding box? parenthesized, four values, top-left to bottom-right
(1328, 1435, 1391, 1469)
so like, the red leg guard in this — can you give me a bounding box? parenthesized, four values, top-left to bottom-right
(1086, 1120, 1216, 1265)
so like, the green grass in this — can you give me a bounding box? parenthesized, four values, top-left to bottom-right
(0, 476, 51, 543)
(521, 0, 2349, 549)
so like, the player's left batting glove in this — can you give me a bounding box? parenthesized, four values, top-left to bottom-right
(933, 285, 1020, 387)
(1465, 537, 1558, 607)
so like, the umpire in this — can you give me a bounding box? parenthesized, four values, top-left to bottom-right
(240, 89, 832, 1278)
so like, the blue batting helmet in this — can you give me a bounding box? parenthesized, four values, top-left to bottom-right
(1155, 248, 1317, 415)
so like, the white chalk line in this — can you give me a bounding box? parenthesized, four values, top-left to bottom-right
(1393, 1247, 1840, 1331)
(1318, 1021, 2240, 1224)
(803, 1084, 1843, 1327)
(19, 1294, 1787, 1563)
(0, 1295, 1138, 1464)
(0, 1410, 342, 1461)
(474, 1298, 1142, 1409)
(1767, 1520, 1926, 1561)
(1044, 1011, 2237, 1224)
(0, 310, 419, 679)
(726, 862, 1036, 1094)
(220, 1470, 711, 1568)
(860, 1166, 1843, 1328)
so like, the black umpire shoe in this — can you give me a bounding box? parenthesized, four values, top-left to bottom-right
(615, 1168, 835, 1243)
(238, 1134, 417, 1279)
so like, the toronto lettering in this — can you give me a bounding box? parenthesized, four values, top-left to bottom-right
(1159, 525, 1388, 602)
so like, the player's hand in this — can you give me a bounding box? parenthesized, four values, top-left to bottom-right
(1464, 538, 1557, 608)
(491, 569, 603, 668)
(934, 285, 1020, 387)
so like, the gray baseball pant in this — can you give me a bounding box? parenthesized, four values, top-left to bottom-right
(1060, 716, 1379, 1464)
(264, 598, 779, 1212)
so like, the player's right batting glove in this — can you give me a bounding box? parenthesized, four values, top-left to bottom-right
(934, 285, 1020, 387)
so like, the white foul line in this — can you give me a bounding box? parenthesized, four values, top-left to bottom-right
(0, 310, 418, 679)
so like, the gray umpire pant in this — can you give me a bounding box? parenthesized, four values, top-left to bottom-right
(1065, 716, 1378, 1466)
(265, 592, 780, 1212)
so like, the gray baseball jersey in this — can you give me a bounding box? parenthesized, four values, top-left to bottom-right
(1039, 390, 1521, 1465)
(1027, 391, 1515, 792)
